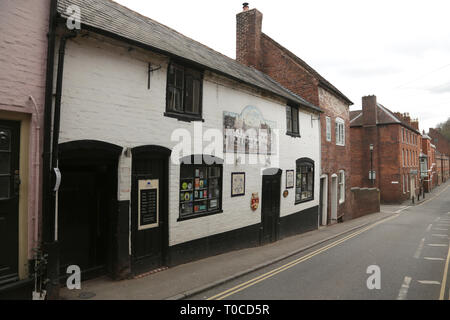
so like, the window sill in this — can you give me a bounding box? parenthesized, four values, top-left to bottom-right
(177, 209, 223, 222)
(286, 132, 301, 138)
(164, 112, 204, 123)
(336, 143, 346, 147)
(295, 198, 314, 205)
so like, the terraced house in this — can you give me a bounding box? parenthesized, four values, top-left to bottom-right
(38, 0, 324, 296)
(350, 95, 422, 203)
(235, 4, 353, 225)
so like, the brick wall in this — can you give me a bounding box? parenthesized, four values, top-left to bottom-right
(348, 188, 380, 220)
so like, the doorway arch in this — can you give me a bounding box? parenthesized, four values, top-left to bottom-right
(58, 140, 122, 281)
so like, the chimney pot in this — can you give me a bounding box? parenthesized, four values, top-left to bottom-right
(243, 2, 249, 11)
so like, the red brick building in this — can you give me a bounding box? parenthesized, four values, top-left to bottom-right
(236, 5, 354, 225)
(350, 95, 421, 203)
(428, 128, 450, 156)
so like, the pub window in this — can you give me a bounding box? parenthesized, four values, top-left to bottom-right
(166, 62, 203, 121)
(179, 156, 223, 220)
(286, 105, 300, 137)
(295, 158, 314, 204)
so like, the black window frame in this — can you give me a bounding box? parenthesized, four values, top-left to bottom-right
(295, 158, 315, 204)
(286, 104, 300, 137)
(178, 155, 223, 222)
(165, 62, 204, 123)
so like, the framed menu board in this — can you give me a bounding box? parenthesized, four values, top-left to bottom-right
(138, 179, 159, 230)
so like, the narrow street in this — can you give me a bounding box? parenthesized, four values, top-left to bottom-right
(192, 184, 450, 300)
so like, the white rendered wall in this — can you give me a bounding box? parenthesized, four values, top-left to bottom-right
(57, 32, 320, 247)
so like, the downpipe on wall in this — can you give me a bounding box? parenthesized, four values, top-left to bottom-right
(42, 30, 77, 300)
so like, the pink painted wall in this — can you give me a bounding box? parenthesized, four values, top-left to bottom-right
(0, 0, 51, 257)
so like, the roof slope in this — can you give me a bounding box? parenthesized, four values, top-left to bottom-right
(350, 104, 420, 134)
(261, 33, 353, 106)
(56, 0, 321, 113)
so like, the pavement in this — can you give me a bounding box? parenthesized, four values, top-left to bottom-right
(60, 181, 449, 300)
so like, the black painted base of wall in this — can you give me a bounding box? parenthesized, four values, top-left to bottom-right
(279, 206, 319, 240)
(168, 206, 319, 267)
(168, 223, 261, 267)
(0, 278, 33, 300)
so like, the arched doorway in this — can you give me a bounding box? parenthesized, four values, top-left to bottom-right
(58, 140, 122, 281)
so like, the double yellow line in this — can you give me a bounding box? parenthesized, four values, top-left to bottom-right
(439, 242, 450, 300)
(208, 214, 399, 300)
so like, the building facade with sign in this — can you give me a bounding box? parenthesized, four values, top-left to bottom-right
(350, 96, 422, 203)
(235, 5, 354, 225)
(43, 0, 322, 288)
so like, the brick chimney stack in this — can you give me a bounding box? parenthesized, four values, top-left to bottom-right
(403, 113, 411, 126)
(411, 119, 419, 131)
(236, 3, 263, 70)
(362, 95, 378, 126)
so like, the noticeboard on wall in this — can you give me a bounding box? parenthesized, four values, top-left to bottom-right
(138, 179, 159, 231)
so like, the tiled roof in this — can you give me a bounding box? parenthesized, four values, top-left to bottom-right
(350, 104, 420, 134)
(56, 0, 322, 113)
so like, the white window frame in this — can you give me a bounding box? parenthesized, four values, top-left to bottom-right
(338, 170, 345, 204)
(326, 116, 331, 142)
(335, 118, 345, 146)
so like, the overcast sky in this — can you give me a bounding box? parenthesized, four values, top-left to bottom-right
(115, 0, 450, 132)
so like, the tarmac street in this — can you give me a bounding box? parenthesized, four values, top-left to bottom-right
(59, 182, 450, 301)
(195, 184, 450, 300)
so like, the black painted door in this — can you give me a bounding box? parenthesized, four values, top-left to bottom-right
(0, 120, 20, 285)
(58, 162, 115, 280)
(131, 155, 168, 275)
(261, 170, 281, 245)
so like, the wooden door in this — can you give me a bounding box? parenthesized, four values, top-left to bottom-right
(58, 163, 115, 280)
(0, 120, 20, 285)
(131, 151, 169, 274)
(261, 169, 281, 245)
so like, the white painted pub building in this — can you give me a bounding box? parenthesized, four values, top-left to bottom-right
(49, 0, 322, 282)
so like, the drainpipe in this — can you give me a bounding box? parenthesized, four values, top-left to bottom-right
(42, 0, 78, 297)
(28, 95, 40, 249)
(41, 0, 58, 300)
(45, 31, 77, 300)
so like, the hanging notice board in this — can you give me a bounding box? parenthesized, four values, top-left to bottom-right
(138, 179, 159, 230)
